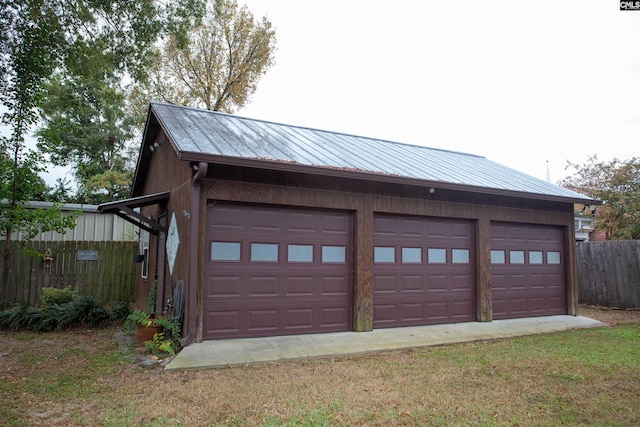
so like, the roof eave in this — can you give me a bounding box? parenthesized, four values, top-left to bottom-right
(176, 152, 600, 205)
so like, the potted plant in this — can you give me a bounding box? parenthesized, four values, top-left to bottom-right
(142, 316, 181, 356)
(129, 309, 164, 344)
(128, 280, 162, 344)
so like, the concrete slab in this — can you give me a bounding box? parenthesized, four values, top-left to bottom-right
(166, 315, 605, 371)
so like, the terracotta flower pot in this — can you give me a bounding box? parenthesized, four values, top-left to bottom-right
(134, 323, 164, 344)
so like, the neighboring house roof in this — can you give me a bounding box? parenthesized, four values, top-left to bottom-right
(10, 201, 136, 241)
(135, 102, 598, 204)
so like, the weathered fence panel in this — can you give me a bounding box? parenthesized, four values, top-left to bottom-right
(1, 241, 138, 307)
(576, 240, 640, 309)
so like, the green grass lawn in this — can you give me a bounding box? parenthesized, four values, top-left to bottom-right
(1, 320, 639, 426)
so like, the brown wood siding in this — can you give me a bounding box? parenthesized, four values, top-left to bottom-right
(353, 206, 374, 332)
(208, 164, 570, 214)
(135, 128, 193, 316)
(476, 208, 492, 322)
(141, 130, 192, 195)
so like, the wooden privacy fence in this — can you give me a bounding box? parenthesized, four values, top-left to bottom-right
(1, 241, 138, 307)
(576, 240, 640, 309)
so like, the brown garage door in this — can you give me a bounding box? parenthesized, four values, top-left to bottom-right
(491, 223, 566, 319)
(203, 202, 353, 339)
(373, 214, 476, 328)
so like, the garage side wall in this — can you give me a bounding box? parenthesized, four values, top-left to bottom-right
(137, 130, 193, 322)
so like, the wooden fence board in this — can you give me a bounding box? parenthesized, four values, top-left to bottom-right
(1, 241, 137, 307)
(577, 240, 640, 309)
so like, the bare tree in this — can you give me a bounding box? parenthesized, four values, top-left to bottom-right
(135, 0, 277, 114)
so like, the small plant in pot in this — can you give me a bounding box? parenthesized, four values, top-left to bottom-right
(126, 280, 181, 355)
(128, 280, 162, 345)
(128, 309, 164, 344)
(143, 317, 181, 356)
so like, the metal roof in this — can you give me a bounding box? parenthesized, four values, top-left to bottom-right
(144, 102, 596, 204)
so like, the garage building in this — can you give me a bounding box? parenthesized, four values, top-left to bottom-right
(100, 103, 597, 346)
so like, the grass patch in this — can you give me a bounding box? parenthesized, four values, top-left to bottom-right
(0, 313, 638, 426)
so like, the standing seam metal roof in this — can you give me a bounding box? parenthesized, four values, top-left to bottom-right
(149, 103, 594, 203)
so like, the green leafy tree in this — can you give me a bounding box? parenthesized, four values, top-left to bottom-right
(0, 0, 204, 305)
(36, 74, 136, 204)
(132, 0, 277, 117)
(561, 156, 640, 239)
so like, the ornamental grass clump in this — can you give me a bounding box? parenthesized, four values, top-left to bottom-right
(0, 287, 130, 332)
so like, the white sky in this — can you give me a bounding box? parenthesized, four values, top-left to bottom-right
(9, 0, 639, 188)
(238, 0, 640, 184)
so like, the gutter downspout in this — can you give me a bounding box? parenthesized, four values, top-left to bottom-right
(181, 161, 207, 347)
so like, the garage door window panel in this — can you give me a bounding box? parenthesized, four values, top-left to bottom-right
(547, 251, 561, 264)
(509, 250, 525, 264)
(452, 249, 470, 264)
(491, 250, 506, 264)
(402, 247, 422, 263)
(287, 244, 313, 263)
(322, 246, 346, 263)
(375, 247, 395, 263)
(251, 243, 279, 262)
(427, 248, 446, 264)
(529, 251, 543, 264)
(211, 242, 242, 261)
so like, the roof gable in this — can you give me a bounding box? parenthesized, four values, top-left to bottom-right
(136, 103, 596, 204)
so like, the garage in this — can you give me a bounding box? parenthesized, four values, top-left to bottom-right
(108, 103, 600, 346)
(373, 214, 476, 328)
(203, 202, 353, 339)
(491, 222, 566, 319)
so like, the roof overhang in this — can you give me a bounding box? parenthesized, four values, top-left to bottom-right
(175, 152, 601, 206)
(98, 192, 170, 235)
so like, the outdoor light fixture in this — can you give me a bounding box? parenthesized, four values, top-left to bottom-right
(150, 140, 162, 152)
(428, 187, 436, 194)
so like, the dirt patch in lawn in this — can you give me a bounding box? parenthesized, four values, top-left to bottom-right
(578, 304, 640, 326)
(1, 305, 639, 426)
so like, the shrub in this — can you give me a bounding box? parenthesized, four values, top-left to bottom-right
(0, 305, 28, 331)
(41, 286, 78, 307)
(0, 296, 120, 331)
(109, 301, 131, 322)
